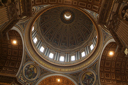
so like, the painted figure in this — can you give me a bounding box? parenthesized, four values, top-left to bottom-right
(25, 65, 37, 79)
(82, 72, 94, 85)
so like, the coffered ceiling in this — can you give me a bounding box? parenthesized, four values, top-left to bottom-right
(0, 30, 23, 77)
(100, 42, 128, 85)
(38, 76, 75, 85)
(32, 0, 102, 13)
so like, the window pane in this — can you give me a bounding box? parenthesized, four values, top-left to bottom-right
(81, 52, 85, 57)
(71, 56, 75, 61)
(90, 44, 94, 50)
(32, 26, 34, 31)
(96, 36, 97, 38)
(60, 56, 64, 62)
(49, 53, 54, 59)
(33, 37, 37, 43)
(40, 46, 44, 52)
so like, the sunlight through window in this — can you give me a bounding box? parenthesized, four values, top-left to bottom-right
(40, 46, 44, 52)
(60, 56, 64, 62)
(32, 26, 34, 31)
(90, 44, 94, 50)
(81, 51, 85, 57)
(33, 37, 37, 43)
(71, 56, 75, 61)
(49, 53, 54, 59)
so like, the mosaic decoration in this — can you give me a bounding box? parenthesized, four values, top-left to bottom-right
(24, 64, 37, 79)
(18, 68, 38, 85)
(17, 55, 41, 85)
(82, 71, 95, 85)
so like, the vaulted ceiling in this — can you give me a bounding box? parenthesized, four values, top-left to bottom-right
(100, 42, 128, 85)
(38, 76, 75, 85)
(0, 30, 23, 77)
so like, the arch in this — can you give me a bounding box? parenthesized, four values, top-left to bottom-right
(99, 38, 128, 85)
(98, 38, 115, 85)
(35, 74, 77, 85)
(11, 26, 24, 77)
(0, 28, 23, 77)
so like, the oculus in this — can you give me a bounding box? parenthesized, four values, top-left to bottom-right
(64, 12, 72, 20)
